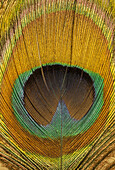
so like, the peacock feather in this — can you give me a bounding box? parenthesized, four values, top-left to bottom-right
(0, 0, 114, 169)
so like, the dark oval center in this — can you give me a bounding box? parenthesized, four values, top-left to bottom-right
(24, 64, 95, 126)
